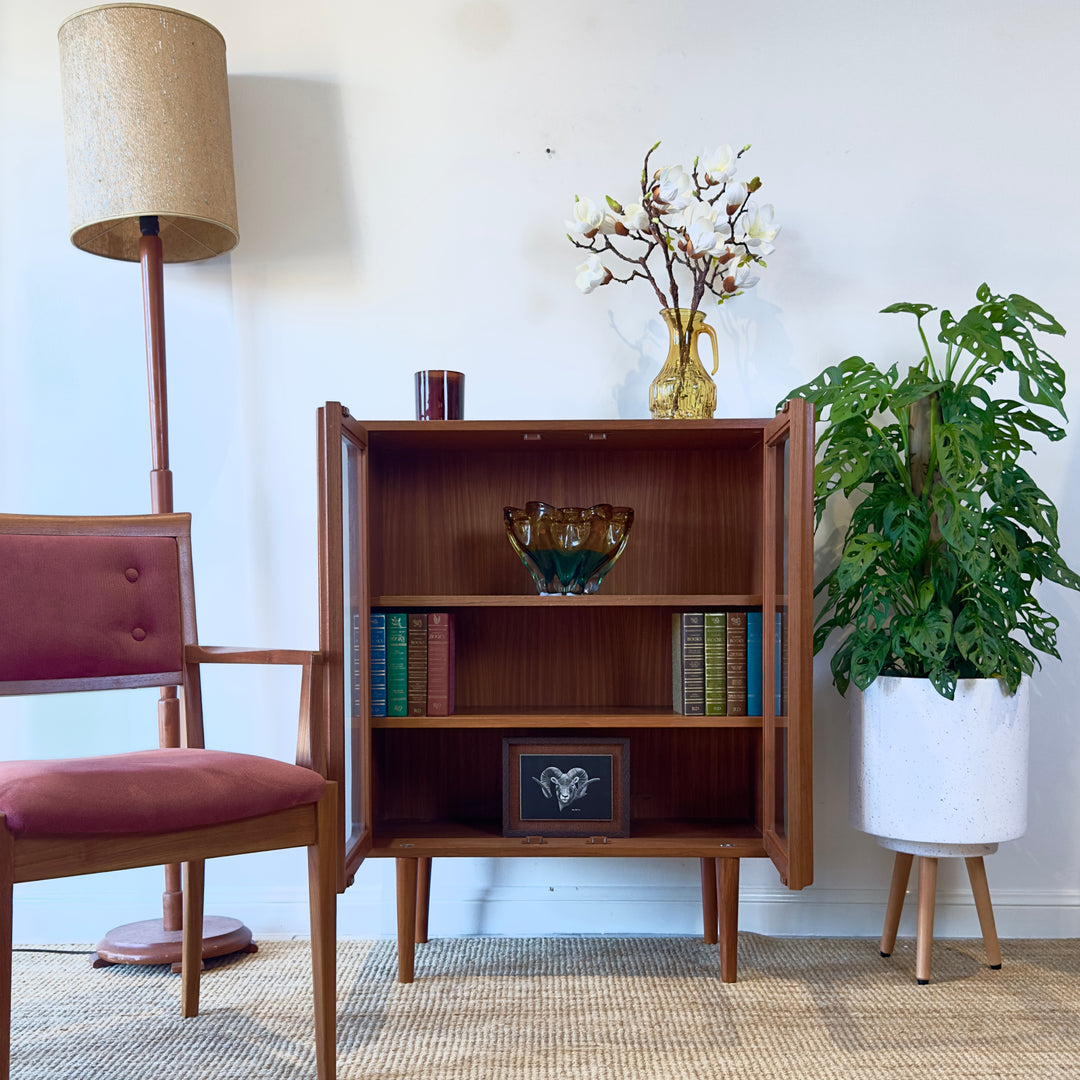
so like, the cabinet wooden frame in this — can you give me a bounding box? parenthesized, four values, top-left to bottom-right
(317, 404, 814, 977)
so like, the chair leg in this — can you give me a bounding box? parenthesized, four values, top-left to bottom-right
(396, 858, 418, 983)
(880, 851, 914, 957)
(718, 857, 740, 983)
(916, 856, 938, 984)
(309, 784, 338, 1080)
(1, 822, 14, 1080)
(181, 860, 205, 1018)
(700, 858, 718, 945)
(415, 857, 431, 945)
(965, 856, 1002, 969)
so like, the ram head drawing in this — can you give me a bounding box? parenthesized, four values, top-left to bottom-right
(531, 766, 601, 811)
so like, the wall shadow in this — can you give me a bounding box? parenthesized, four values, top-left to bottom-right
(227, 75, 359, 271)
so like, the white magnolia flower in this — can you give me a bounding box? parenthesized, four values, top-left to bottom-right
(615, 201, 650, 235)
(650, 164, 693, 211)
(699, 145, 737, 185)
(721, 261, 760, 294)
(575, 253, 612, 294)
(740, 203, 780, 255)
(679, 199, 725, 259)
(566, 196, 610, 238)
(723, 182, 749, 217)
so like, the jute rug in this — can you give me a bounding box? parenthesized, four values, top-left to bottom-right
(11, 935, 1080, 1078)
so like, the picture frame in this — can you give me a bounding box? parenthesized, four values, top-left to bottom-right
(502, 737, 630, 838)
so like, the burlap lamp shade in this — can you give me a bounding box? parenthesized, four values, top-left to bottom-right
(58, 3, 239, 262)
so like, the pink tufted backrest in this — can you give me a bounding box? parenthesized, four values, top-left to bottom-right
(0, 528, 186, 687)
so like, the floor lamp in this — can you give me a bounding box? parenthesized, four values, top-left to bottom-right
(58, 4, 250, 968)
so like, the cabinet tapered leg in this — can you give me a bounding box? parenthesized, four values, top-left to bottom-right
(415, 857, 432, 944)
(965, 856, 1002, 969)
(700, 858, 718, 944)
(880, 851, 914, 958)
(718, 857, 740, 983)
(396, 858, 418, 984)
(916, 856, 938, 984)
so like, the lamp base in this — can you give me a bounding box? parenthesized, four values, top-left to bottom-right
(92, 916, 256, 972)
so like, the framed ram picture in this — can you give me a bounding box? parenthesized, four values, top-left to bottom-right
(502, 737, 630, 838)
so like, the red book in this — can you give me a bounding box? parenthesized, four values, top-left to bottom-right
(426, 612, 455, 716)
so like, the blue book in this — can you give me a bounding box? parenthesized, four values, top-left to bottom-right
(370, 613, 387, 718)
(747, 611, 763, 717)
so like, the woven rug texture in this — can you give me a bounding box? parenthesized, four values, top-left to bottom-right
(10, 934, 1080, 1079)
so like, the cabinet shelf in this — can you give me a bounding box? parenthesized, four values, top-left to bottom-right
(372, 710, 764, 729)
(373, 594, 765, 609)
(372, 818, 766, 859)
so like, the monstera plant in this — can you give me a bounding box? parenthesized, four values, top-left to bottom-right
(787, 284, 1080, 700)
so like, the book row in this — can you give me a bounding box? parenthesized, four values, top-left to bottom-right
(356, 612, 456, 717)
(672, 611, 787, 717)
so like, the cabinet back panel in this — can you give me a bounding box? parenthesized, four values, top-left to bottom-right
(366, 447, 763, 596)
(452, 607, 669, 710)
(372, 728, 759, 826)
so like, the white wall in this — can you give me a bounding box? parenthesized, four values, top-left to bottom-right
(2, 0, 1078, 942)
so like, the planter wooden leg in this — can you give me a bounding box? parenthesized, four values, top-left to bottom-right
(915, 856, 938, 985)
(718, 857, 740, 983)
(415, 857, 432, 945)
(880, 851, 914, 958)
(700, 858, 718, 945)
(965, 856, 1002, 969)
(396, 858, 418, 984)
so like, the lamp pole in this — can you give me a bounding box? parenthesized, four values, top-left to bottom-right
(59, 4, 251, 969)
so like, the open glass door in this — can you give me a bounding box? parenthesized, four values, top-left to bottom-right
(318, 402, 373, 890)
(762, 397, 814, 889)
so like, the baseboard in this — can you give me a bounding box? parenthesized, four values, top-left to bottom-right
(17, 881, 1079, 944)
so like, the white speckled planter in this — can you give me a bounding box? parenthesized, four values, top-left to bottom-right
(850, 675, 1029, 856)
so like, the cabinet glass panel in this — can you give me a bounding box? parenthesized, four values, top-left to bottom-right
(342, 434, 365, 852)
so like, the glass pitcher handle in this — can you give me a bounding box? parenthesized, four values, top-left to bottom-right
(696, 322, 720, 375)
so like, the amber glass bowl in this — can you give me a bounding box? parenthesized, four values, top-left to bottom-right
(503, 502, 634, 595)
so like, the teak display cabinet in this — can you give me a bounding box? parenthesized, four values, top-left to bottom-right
(317, 402, 814, 983)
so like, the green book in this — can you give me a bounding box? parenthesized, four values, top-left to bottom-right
(704, 612, 727, 716)
(387, 612, 409, 717)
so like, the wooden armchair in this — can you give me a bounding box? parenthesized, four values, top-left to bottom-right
(0, 513, 336, 1079)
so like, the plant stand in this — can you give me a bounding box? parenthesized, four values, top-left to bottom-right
(876, 839, 1002, 984)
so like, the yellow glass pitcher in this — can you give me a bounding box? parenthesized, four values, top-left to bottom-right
(648, 307, 719, 420)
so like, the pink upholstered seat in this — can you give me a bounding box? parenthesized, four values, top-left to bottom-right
(0, 749, 326, 837)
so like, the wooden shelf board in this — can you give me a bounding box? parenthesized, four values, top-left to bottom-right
(373, 594, 765, 609)
(372, 711, 764, 729)
(351, 418, 770, 454)
(370, 819, 764, 858)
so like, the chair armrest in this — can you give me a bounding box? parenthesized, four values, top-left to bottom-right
(185, 645, 321, 667)
(183, 646, 326, 776)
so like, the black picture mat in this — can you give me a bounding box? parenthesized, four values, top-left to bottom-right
(502, 737, 630, 838)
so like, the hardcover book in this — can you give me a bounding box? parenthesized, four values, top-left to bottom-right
(747, 610, 763, 717)
(369, 612, 387, 718)
(427, 612, 456, 716)
(671, 612, 705, 715)
(387, 612, 409, 717)
(725, 610, 748, 717)
(704, 612, 727, 716)
(407, 613, 428, 716)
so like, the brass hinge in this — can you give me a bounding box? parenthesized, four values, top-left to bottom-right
(586, 836, 610, 845)
(523, 835, 544, 845)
